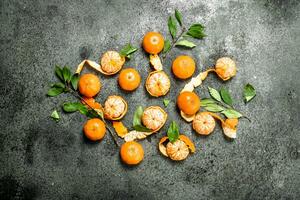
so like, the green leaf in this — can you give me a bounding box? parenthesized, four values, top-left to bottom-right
(78, 105, 88, 115)
(220, 87, 233, 106)
(200, 98, 216, 106)
(203, 104, 224, 112)
(62, 66, 71, 82)
(55, 65, 64, 81)
(71, 74, 79, 90)
(132, 106, 152, 132)
(119, 43, 138, 59)
(187, 24, 206, 39)
(163, 39, 171, 54)
(62, 102, 83, 113)
(208, 87, 221, 102)
(163, 99, 170, 107)
(50, 110, 60, 121)
(51, 82, 65, 88)
(168, 16, 177, 39)
(243, 83, 256, 103)
(175, 40, 196, 48)
(167, 121, 179, 143)
(175, 9, 183, 26)
(221, 109, 242, 119)
(47, 87, 64, 97)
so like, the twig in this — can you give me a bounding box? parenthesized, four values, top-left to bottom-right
(162, 27, 186, 61)
(66, 85, 120, 147)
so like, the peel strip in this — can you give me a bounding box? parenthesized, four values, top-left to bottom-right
(158, 136, 169, 157)
(112, 121, 128, 138)
(179, 135, 195, 153)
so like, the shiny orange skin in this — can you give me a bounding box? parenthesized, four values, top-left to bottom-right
(142, 32, 164, 54)
(177, 91, 201, 115)
(120, 141, 144, 165)
(118, 68, 141, 91)
(83, 118, 106, 141)
(78, 74, 101, 97)
(172, 55, 196, 79)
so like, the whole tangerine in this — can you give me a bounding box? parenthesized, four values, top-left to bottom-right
(118, 68, 141, 91)
(142, 32, 164, 54)
(83, 118, 106, 141)
(172, 55, 196, 79)
(78, 74, 101, 97)
(177, 91, 201, 115)
(120, 141, 144, 165)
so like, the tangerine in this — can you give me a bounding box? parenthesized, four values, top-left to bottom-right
(142, 32, 164, 54)
(118, 68, 141, 91)
(78, 74, 101, 98)
(83, 118, 106, 141)
(177, 91, 201, 115)
(120, 141, 144, 165)
(172, 55, 196, 79)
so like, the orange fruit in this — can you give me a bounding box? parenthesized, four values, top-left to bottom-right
(78, 74, 101, 98)
(172, 55, 196, 79)
(120, 141, 144, 165)
(83, 118, 106, 141)
(118, 68, 141, 91)
(142, 32, 164, 54)
(100, 51, 125, 75)
(177, 91, 201, 115)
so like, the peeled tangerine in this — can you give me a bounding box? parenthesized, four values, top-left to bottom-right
(104, 95, 127, 120)
(192, 112, 216, 135)
(145, 71, 170, 97)
(142, 106, 167, 131)
(215, 57, 237, 81)
(100, 51, 125, 75)
(159, 135, 195, 161)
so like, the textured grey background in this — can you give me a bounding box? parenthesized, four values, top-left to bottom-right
(0, 0, 300, 199)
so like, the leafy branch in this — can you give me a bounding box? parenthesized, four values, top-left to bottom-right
(162, 9, 206, 60)
(47, 66, 120, 146)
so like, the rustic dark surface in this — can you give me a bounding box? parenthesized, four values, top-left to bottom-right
(0, 0, 299, 199)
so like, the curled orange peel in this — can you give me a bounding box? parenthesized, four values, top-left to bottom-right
(158, 136, 169, 157)
(112, 121, 128, 138)
(149, 54, 163, 71)
(179, 135, 195, 153)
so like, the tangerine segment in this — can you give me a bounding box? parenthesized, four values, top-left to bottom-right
(100, 51, 125, 75)
(177, 91, 201, 115)
(83, 118, 106, 141)
(112, 121, 128, 138)
(104, 95, 127, 120)
(78, 74, 101, 98)
(166, 140, 189, 161)
(142, 32, 164, 54)
(142, 106, 167, 131)
(192, 112, 216, 135)
(172, 55, 196, 79)
(178, 135, 195, 153)
(215, 57, 236, 81)
(145, 71, 170, 97)
(118, 68, 141, 91)
(81, 97, 102, 110)
(120, 141, 144, 165)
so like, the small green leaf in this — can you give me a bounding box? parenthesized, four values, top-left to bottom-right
(55, 65, 64, 81)
(62, 102, 83, 113)
(132, 106, 152, 132)
(71, 74, 79, 90)
(243, 83, 256, 103)
(167, 121, 180, 143)
(175, 40, 196, 48)
(221, 109, 242, 118)
(62, 66, 71, 82)
(51, 82, 65, 88)
(163, 39, 171, 54)
(86, 109, 100, 118)
(175, 9, 183, 26)
(220, 87, 233, 106)
(187, 24, 206, 39)
(163, 99, 170, 107)
(50, 110, 60, 121)
(119, 43, 138, 59)
(203, 104, 224, 112)
(208, 87, 222, 102)
(168, 16, 177, 39)
(78, 105, 88, 115)
(47, 87, 64, 97)
(200, 98, 216, 106)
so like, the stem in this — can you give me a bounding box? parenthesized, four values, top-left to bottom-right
(217, 101, 251, 122)
(66, 85, 120, 147)
(162, 27, 186, 61)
